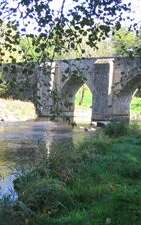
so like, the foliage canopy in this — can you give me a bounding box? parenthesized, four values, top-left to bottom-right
(113, 28, 141, 57)
(0, 0, 131, 63)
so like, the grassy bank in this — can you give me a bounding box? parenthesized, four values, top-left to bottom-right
(0, 98, 37, 121)
(1, 123, 141, 225)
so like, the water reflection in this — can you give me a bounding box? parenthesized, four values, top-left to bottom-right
(0, 120, 92, 198)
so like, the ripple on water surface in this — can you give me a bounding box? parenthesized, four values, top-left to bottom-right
(0, 120, 93, 198)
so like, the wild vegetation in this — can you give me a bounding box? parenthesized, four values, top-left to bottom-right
(0, 123, 141, 225)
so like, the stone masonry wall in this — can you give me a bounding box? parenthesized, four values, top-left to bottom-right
(1, 57, 141, 122)
(111, 57, 141, 121)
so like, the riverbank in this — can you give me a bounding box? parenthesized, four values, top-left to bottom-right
(0, 123, 141, 225)
(0, 98, 37, 122)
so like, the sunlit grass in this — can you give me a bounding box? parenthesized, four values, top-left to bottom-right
(75, 84, 92, 109)
(0, 98, 37, 121)
(131, 97, 141, 112)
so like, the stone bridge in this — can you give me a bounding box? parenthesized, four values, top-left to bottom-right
(0, 57, 141, 123)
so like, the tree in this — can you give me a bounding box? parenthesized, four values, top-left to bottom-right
(112, 27, 141, 56)
(20, 36, 43, 61)
(0, 0, 132, 63)
(0, 20, 23, 63)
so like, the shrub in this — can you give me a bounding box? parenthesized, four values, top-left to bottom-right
(0, 197, 26, 225)
(104, 122, 128, 137)
(1, 128, 141, 225)
(16, 178, 75, 215)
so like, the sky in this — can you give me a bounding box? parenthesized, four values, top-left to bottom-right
(7, 0, 141, 20)
(37, 0, 141, 31)
(37, 0, 141, 28)
(50, 0, 141, 22)
(3, 0, 141, 31)
(129, 0, 141, 23)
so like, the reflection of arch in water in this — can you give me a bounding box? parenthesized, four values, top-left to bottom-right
(61, 75, 94, 123)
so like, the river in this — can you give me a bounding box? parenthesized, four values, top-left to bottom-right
(0, 119, 93, 199)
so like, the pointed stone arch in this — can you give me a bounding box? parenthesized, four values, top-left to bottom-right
(112, 71, 141, 122)
(60, 74, 94, 122)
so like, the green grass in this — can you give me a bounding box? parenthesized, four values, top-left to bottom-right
(75, 85, 92, 108)
(131, 97, 141, 112)
(1, 124, 141, 225)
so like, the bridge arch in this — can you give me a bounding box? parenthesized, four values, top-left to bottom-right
(60, 75, 94, 123)
(112, 72, 141, 122)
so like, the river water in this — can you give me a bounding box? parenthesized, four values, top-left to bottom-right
(0, 119, 93, 198)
